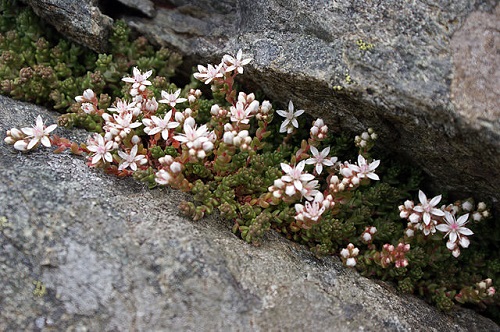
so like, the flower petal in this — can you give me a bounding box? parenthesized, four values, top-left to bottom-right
(418, 190, 427, 205)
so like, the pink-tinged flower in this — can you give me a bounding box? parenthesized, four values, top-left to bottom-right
(155, 169, 172, 185)
(193, 63, 224, 84)
(159, 89, 187, 108)
(122, 67, 152, 96)
(86, 134, 115, 165)
(295, 201, 325, 222)
(108, 99, 139, 115)
(144, 97, 159, 113)
(310, 118, 328, 140)
(142, 110, 180, 140)
(276, 100, 304, 133)
(21, 115, 57, 150)
(300, 179, 320, 201)
(81, 102, 97, 115)
(348, 155, 380, 180)
(280, 161, 315, 192)
(230, 101, 253, 124)
(174, 118, 214, 158)
(117, 145, 147, 171)
(113, 112, 142, 132)
(413, 190, 446, 225)
(223, 49, 252, 74)
(436, 212, 473, 247)
(305, 146, 335, 175)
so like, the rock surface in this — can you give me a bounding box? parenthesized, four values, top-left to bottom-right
(23, 0, 113, 53)
(24, 1, 500, 211)
(1, 96, 499, 330)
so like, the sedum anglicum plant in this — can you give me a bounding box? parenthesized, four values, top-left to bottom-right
(2, 0, 499, 323)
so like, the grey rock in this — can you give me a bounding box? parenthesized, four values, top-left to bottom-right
(23, 0, 113, 52)
(115, 0, 156, 18)
(122, 0, 500, 211)
(1, 96, 499, 330)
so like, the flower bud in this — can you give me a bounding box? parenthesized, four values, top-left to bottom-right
(261, 100, 272, 113)
(131, 135, 141, 144)
(14, 140, 29, 151)
(170, 161, 182, 173)
(4, 136, 15, 145)
(175, 112, 185, 123)
(223, 131, 234, 144)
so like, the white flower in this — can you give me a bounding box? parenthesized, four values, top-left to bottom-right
(230, 101, 253, 124)
(295, 201, 325, 222)
(412, 190, 446, 225)
(301, 179, 320, 201)
(159, 89, 187, 108)
(142, 110, 180, 140)
(436, 212, 473, 248)
(117, 145, 147, 171)
(280, 161, 315, 192)
(276, 100, 304, 133)
(174, 118, 214, 157)
(348, 155, 380, 181)
(107, 99, 139, 115)
(21, 115, 57, 150)
(110, 112, 142, 134)
(193, 63, 224, 84)
(86, 134, 115, 165)
(305, 146, 335, 174)
(122, 67, 152, 96)
(223, 49, 252, 74)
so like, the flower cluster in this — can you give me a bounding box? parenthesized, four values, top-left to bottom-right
(360, 226, 377, 244)
(4, 115, 57, 151)
(354, 128, 377, 151)
(399, 190, 476, 257)
(269, 161, 317, 202)
(340, 243, 360, 267)
(294, 193, 334, 229)
(377, 242, 410, 268)
(455, 278, 496, 305)
(328, 154, 380, 192)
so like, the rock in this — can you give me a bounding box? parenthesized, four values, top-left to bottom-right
(115, 0, 156, 18)
(0, 96, 498, 330)
(23, 0, 113, 52)
(121, 0, 500, 212)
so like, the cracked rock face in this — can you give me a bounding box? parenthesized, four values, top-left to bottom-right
(0, 95, 498, 331)
(25, 0, 500, 212)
